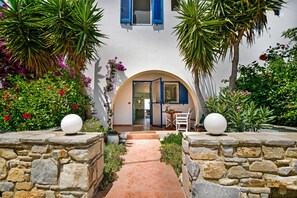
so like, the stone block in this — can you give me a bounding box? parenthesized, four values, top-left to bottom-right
(28, 152, 41, 159)
(2, 191, 13, 198)
(241, 192, 248, 198)
(260, 193, 269, 198)
(249, 160, 277, 173)
(262, 146, 284, 160)
(249, 187, 270, 194)
(15, 182, 33, 190)
(217, 136, 239, 146)
(247, 158, 262, 163)
(286, 148, 297, 158)
(291, 159, 297, 174)
(14, 191, 31, 198)
(219, 178, 239, 186)
(0, 157, 7, 179)
(276, 159, 291, 166)
(31, 145, 48, 154)
(182, 165, 191, 198)
(192, 180, 241, 198)
(263, 174, 297, 188)
(203, 161, 226, 179)
(0, 182, 14, 192)
(87, 140, 102, 160)
(224, 162, 238, 168)
(30, 187, 45, 198)
(221, 146, 234, 157)
(248, 193, 260, 198)
(0, 149, 17, 159)
(60, 164, 88, 191)
(189, 147, 218, 160)
(225, 158, 247, 163)
(240, 178, 265, 187)
(45, 190, 55, 198)
(182, 139, 189, 153)
(60, 158, 71, 164)
(228, 166, 249, 179)
(185, 154, 199, 178)
(249, 172, 263, 179)
(18, 162, 32, 169)
(182, 152, 186, 165)
(18, 156, 33, 162)
(52, 149, 68, 159)
(68, 149, 88, 162)
(278, 167, 292, 176)
(31, 158, 58, 185)
(237, 147, 261, 158)
(17, 150, 29, 156)
(7, 168, 26, 182)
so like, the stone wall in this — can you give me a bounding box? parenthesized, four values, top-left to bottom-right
(0, 131, 104, 198)
(182, 132, 297, 198)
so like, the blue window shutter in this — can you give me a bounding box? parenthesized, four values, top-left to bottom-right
(120, 0, 132, 23)
(152, 0, 163, 24)
(179, 83, 188, 104)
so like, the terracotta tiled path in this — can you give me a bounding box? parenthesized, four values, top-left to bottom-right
(95, 139, 184, 198)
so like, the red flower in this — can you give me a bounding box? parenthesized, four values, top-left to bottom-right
(58, 89, 65, 95)
(22, 113, 31, 119)
(3, 115, 10, 121)
(72, 104, 79, 110)
(259, 54, 267, 61)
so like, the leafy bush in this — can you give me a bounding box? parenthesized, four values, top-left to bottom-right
(160, 132, 183, 176)
(81, 117, 106, 132)
(160, 132, 183, 146)
(0, 70, 91, 131)
(160, 143, 182, 176)
(205, 88, 274, 132)
(100, 143, 126, 190)
(237, 27, 297, 126)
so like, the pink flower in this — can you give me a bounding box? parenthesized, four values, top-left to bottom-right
(3, 115, 10, 121)
(245, 90, 251, 94)
(236, 106, 241, 111)
(2, 4, 8, 9)
(72, 104, 79, 110)
(58, 89, 65, 95)
(22, 113, 31, 119)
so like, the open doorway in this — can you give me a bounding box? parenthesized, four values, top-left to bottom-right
(133, 81, 151, 125)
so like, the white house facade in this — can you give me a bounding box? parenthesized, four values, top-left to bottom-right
(85, 0, 297, 128)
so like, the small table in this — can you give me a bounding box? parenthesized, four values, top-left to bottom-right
(165, 110, 182, 130)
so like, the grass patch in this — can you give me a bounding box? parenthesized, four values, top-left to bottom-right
(160, 132, 183, 176)
(99, 143, 126, 190)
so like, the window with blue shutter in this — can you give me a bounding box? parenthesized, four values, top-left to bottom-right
(179, 82, 188, 104)
(120, 0, 163, 25)
(120, 0, 132, 23)
(152, 0, 163, 24)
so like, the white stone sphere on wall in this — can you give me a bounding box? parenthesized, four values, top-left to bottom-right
(61, 114, 83, 135)
(204, 113, 227, 135)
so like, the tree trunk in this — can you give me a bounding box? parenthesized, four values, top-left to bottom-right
(229, 42, 239, 90)
(194, 70, 207, 116)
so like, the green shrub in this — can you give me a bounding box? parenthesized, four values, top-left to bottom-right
(100, 143, 126, 190)
(205, 88, 274, 132)
(160, 132, 183, 146)
(160, 143, 182, 176)
(0, 71, 91, 131)
(81, 117, 106, 132)
(237, 28, 297, 126)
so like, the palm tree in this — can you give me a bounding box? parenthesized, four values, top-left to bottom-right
(0, 0, 106, 76)
(212, 0, 285, 89)
(174, 0, 225, 115)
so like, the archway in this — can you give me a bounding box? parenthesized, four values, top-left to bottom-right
(111, 70, 199, 129)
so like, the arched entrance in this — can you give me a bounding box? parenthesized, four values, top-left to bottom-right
(112, 70, 199, 130)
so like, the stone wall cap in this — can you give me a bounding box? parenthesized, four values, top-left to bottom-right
(184, 132, 296, 146)
(0, 131, 103, 145)
(48, 132, 103, 145)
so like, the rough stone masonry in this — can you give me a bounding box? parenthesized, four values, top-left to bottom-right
(182, 132, 297, 198)
(0, 131, 104, 198)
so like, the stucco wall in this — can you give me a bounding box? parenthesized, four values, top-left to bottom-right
(85, 0, 297, 124)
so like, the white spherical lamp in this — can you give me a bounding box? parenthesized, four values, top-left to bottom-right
(204, 113, 227, 135)
(61, 114, 83, 135)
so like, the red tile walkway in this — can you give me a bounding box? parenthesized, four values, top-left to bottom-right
(95, 139, 184, 198)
